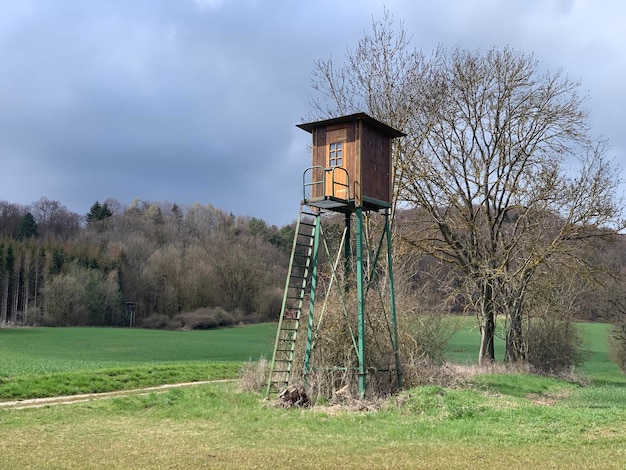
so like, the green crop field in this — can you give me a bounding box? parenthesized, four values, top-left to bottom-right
(0, 324, 276, 399)
(0, 324, 276, 375)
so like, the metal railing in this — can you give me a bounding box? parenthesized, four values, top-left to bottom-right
(302, 166, 351, 202)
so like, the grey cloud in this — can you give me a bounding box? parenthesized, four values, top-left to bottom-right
(0, 0, 624, 226)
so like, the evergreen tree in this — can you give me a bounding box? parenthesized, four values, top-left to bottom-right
(17, 212, 38, 240)
(86, 201, 113, 225)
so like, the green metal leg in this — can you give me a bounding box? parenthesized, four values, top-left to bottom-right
(385, 210, 402, 389)
(344, 212, 351, 292)
(356, 208, 366, 399)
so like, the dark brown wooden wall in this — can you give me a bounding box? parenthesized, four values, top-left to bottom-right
(360, 123, 391, 204)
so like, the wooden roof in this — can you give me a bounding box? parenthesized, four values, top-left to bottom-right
(296, 112, 406, 138)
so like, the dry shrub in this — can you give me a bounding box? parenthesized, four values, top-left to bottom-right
(400, 350, 465, 389)
(287, 277, 407, 402)
(447, 361, 533, 379)
(400, 313, 461, 365)
(524, 316, 587, 374)
(392, 259, 463, 386)
(238, 357, 269, 393)
(281, 277, 461, 400)
(174, 307, 234, 330)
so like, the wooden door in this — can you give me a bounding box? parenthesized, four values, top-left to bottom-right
(325, 127, 349, 200)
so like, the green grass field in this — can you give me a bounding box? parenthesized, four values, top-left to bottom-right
(1, 321, 625, 468)
(1, 378, 625, 468)
(0, 324, 276, 376)
(0, 324, 276, 399)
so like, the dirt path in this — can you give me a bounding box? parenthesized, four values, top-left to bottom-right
(0, 380, 234, 410)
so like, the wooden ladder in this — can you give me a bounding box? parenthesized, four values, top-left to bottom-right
(266, 205, 318, 395)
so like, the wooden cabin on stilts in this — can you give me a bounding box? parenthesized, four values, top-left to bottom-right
(266, 113, 405, 400)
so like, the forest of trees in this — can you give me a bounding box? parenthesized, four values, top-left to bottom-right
(2, 196, 625, 331)
(0, 197, 294, 328)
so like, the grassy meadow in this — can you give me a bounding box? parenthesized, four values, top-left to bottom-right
(0, 324, 275, 399)
(1, 321, 625, 468)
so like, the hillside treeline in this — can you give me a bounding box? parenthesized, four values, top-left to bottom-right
(0, 198, 293, 328)
(2, 196, 625, 331)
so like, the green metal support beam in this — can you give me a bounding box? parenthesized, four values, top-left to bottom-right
(355, 207, 366, 398)
(385, 210, 402, 389)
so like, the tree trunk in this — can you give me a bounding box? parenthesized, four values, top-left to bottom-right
(1, 277, 9, 324)
(479, 313, 495, 364)
(478, 280, 496, 364)
(505, 277, 530, 362)
(505, 296, 526, 362)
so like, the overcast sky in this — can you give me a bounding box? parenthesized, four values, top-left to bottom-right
(0, 0, 624, 226)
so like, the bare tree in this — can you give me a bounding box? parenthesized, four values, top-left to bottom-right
(31, 197, 80, 240)
(310, 12, 624, 365)
(404, 47, 623, 364)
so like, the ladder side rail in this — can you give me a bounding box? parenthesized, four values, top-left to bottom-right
(266, 205, 308, 396)
(303, 212, 321, 385)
